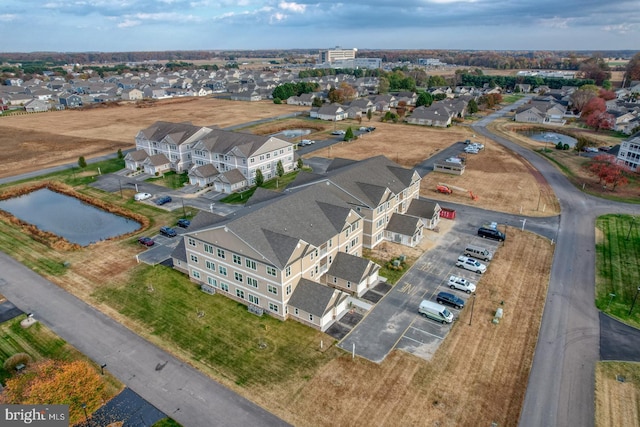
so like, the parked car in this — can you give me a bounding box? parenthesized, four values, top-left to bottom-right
(469, 143, 484, 150)
(366, 127, 376, 132)
(418, 300, 453, 324)
(464, 146, 479, 154)
(478, 225, 506, 241)
(299, 139, 314, 146)
(159, 226, 177, 237)
(177, 218, 191, 228)
(448, 275, 477, 293)
(134, 192, 152, 201)
(155, 195, 172, 206)
(456, 256, 486, 274)
(436, 291, 465, 309)
(598, 146, 612, 152)
(331, 130, 346, 135)
(583, 147, 598, 153)
(138, 237, 154, 246)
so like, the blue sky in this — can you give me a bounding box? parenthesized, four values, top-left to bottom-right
(2, 0, 638, 52)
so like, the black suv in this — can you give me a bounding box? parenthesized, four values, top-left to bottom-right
(478, 226, 505, 241)
(159, 226, 177, 237)
(436, 291, 465, 309)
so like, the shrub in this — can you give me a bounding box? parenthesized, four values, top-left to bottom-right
(3, 353, 32, 371)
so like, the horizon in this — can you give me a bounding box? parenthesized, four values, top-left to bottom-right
(2, 0, 639, 53)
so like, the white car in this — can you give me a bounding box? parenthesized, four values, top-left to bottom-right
(448, 275, 477, 293)
(464, 147, 479, 154)
(470, 143, 484, 150)
(134, 192, 152, 201)
(455, 256, 487, 274)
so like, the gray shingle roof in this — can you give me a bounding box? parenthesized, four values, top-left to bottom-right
(386, 213, 421, 236)
(171, 239, 187, 263)
(327, 251, 379, 284)
(287, 279, 337, 317)
(406, 198, 440, 218)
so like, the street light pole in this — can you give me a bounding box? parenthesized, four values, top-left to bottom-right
(628, 286, 640, 316)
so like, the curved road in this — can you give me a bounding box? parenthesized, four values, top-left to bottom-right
(473, 106, 640, 427)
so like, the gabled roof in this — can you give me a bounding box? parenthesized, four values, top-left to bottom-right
(386, 213, 422, 236)
(288, 278, 339, 317)
(145, 153, 170, 166)
(214, 169, 246, 185)
(125, 149, 149, 162)
(406, 198, 441, 218)
(195, 130, 291, 158)
(327, 251, 379, 284)
(189, 163, 219, 178)
(139, 121, 211, 146)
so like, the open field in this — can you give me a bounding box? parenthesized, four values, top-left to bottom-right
(0, 97, 307, 179)
(284, 117, 560, 217)
(595, 214, 640, 328)
(596, 361, 640, 427)
(488, 119, 639, 203)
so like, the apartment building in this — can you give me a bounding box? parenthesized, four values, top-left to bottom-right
(319, 47, 357, 64)
(125, 121, 296, 190)
(616, 132, 640, 171)
(172, 156, 430, 331)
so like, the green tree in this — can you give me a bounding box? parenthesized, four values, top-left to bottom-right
(117, 148, 124, 160)
(427, 75, 447, 88)
(367, 109, 373, 121)
(297, 158, 303, 169)
(377, 77, 390, 94)
(78, 156, 86, 168)
(276, 160, 284, 178)
(416, 92, 433, 108)
(344, 127, 354, 141)
(312, 97, 323, 108)
(467, 99, 478, 114)
(254, 169, 264, 187)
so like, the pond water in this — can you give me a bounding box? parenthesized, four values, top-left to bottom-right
(270, 129, 312, 138)
(522, 131, 578, 148)
(0, 188, 141, 246)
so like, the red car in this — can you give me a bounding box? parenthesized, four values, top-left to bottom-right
(138, 237, 154, 246)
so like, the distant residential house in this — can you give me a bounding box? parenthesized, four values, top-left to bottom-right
(188, 164, 219, 187)
(405, 199, 442, 230)
(405, 105, 453, 127)
(385, 213, 424, 247)
(142, 153, 172, 175)
(58, 93, 83, 108)
(124, 149, 149, 171)
(7, 93, 33, 106)
(4, 78, 23, 86)
(395, 91, 418, 106)
(310, 104, 348, 121)
(514, 100, 566, 125)
(230, 91, 262, 101)
(287, 93, 315, 106)
(516, 84, 532, 93)
(143, 87, 168, 99)
(24, 99, 50, 112)
(121, 88, 144, 101)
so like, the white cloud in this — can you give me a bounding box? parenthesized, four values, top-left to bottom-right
(538, 16, 572, 29)
(270, 12, 287, 23)
(0, 14, 17, 21)
(602, 23, 636, 34)
(279, 1, 306, 13)
(118, 19, 141, 28)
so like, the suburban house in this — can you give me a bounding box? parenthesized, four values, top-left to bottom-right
(172, 156, 435, 331)
(514, 99, 567, 125)
(406, 105, 454, 127)
(310, 104, 348, 121)
(616, 132, 640, 171)
(126, 121, 296, 190)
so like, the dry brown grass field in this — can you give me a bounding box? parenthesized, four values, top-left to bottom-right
(595, 362, 640, 427)
(0, 97, 307, 179)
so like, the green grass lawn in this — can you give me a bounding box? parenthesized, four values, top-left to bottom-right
(93, 264, 337, 387)
(145, 171, 190, 189)
(595, 214, 640, 328)
(220, 170, 301, 204)
(502, 94, 525, 104)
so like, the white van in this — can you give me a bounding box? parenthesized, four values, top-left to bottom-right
(418, 300, 454, 324)
(464, 244, 493, 261)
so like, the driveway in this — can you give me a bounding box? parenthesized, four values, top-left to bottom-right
(0, 251, 290, 427)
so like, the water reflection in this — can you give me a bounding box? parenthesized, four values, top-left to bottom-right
(521, 131, 578, 148)
(0, 188, 141, 246)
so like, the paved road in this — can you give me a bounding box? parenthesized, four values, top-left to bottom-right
(471, 104, 640, 427)
(0, 252, 290, 427)
(600, 312, 640, 361)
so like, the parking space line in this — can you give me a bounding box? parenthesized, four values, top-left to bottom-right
(400, 335, 427, 344)
(408, 326, 446, 340)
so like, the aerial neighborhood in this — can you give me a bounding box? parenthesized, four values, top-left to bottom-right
(0, 45, 640, 427)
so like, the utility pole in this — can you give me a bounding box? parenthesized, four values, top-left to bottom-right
(629, 286, 640, 316)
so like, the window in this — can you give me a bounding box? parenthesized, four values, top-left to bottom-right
(219, 266, 227, 276)
(190, 254, 198, 263)
(268, 285, 278, 295)
(188, 238, 197, 247)
(236, 289, 245, 299)
(220, 282, 229, 292)
(217, 248, 225, 259)
(347, 281, 351, 289)
(205, 260, 215, 271)
(351, 237, 358, 247)
(266, 266, 277, 277)
(248, 294, 259, 305)
(204, 244, 214, 254)
(309, 314, 314, 321)
(233, 254, 242, 265)
(294, 308, 299, 315)
(285, 266, 291, 277)
(345, 228, 350, 238)
(266, 153, 271, 159)
(351, 222, 358, 231)
(269, 303, 279, 313)
(234, 272, 243, 282)
(286, 284, 292, 295)
(247, 277, 258, 288)
(333, 277, 337, 284)
(207, 277, 218, 287)
(191, 270, 200, 279)
(246, 259, 257, 270)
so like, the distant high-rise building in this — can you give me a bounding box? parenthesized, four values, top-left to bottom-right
(320, 47, 357, 64)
